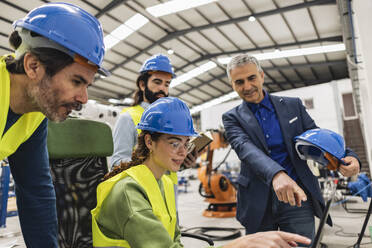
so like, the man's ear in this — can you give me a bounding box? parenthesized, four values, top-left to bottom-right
(23, 53, 44, 80)
(260, 70, 265, 80)
(139, 80, 146, 91)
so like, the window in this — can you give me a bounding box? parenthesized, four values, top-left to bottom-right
(342, 93, 357, 118)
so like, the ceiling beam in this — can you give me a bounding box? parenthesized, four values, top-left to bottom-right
(265, 75, 347, 88)
(263, 60, 346, 71)
(109, 0, 336, 72)
(95, 0, 129, 18)
(177, 36, 343, 71)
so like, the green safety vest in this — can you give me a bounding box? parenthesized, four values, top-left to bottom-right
(0, 55, 45, 160)
(91, 164, 177, 248)
(121, 104, 178, 185)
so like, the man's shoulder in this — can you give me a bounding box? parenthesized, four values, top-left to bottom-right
(223, 102, 244, 117)
(269, 94, 301, 105)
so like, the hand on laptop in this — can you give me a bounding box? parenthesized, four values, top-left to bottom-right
(272, 171, 307, 207)
(223, 231, 311, 248)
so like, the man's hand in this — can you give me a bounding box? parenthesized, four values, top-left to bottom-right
(272, 171, 307, 207)
(340, 156, 360, 177)
(182, 149, 199, 168)
(223, 231, 311, 248)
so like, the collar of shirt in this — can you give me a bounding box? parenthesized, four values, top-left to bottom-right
(245, 90, 273, 114)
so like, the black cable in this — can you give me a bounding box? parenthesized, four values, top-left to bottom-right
(198, 182, 214, 198)
(182, 226, 241, 241)
(181, 232, 214, 246)
(346, 242, 372, 248)
(342, 200, 368, 214)
(213, 146, 232, 172)
(333, 223, 369, 238)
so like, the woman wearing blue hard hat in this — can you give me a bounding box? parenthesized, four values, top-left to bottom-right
(1, 3, 107, 247)
(92, 97, 311, 248)
(294, 128, 360, 176)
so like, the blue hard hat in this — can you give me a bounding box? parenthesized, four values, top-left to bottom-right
(137, 97, 197, 136)
(294, 128, 346, 166)
(13, 2, 109, 76)
(139, 54, 176, 78)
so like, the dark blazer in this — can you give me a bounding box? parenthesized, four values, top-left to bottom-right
(222, 94, 358, 233)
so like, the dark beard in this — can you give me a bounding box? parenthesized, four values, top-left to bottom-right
(144, 87, 168, 103)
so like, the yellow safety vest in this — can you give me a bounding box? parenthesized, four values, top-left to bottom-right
(0, 55, 45, 160)
(122, 104, 178, 185)
(121, 105, 144, 135)
(91, 164, 177, 248)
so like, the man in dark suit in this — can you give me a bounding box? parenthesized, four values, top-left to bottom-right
(222, 54, 361, 241)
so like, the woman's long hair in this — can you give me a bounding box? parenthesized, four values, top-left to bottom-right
(104, 131, 162, 180)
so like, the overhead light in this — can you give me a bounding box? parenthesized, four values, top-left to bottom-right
(125, 13, 149, 30)
(190, 91, 238, 115)
(104, 14, 149, 50)
(111, 24, 134, 40)
(146, 0, 218, 17)
(248, 16, 256, 22)
(104, 35, 121, 50)
(167, 49, 174, 55)
(217, 43, 346, 64)
(171, 61, 217, 88)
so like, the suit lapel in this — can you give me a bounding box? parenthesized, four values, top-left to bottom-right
(270, 95, 294, 156)
(237, 102, 268, 152)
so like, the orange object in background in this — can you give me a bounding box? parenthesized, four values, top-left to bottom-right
(197, 130, 237, 218)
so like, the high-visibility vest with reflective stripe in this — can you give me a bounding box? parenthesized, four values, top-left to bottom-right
(0, 55, 45, 160)
(121, 104, 178, 185)
(92, 164, 177, 248)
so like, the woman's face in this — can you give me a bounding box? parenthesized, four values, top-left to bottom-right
(150, 134, 190, 173)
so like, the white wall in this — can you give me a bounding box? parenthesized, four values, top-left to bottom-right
(353, 0, 372, 173)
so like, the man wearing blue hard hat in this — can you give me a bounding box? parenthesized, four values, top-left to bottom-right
(0, 3, 108, 247)
(222, 53, 361, 244)
(111, 54, 198, 176)
(93, 97, 311, 248)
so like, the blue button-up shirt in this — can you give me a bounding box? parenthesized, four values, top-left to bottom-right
(246, 92, 298, 180)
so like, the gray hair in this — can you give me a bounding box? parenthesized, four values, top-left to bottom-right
(226, 54, 263, 82)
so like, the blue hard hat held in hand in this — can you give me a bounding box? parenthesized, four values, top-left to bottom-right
(13, 2, 109, 76)
(139, 54, 176, 78)
(294, 128, 346, 170)
(137, 97, 198, 136)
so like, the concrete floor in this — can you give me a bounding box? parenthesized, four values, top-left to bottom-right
(177, 169, 372, 248)
(1, 168, 372, 247)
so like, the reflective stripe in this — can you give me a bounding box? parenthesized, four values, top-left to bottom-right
(0, 55, 45, 160)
